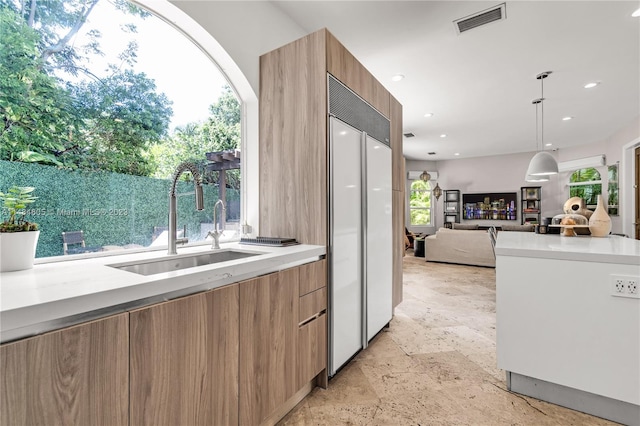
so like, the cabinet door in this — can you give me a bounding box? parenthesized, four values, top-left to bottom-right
(130, 284, 239, 426)
(239, 269, 299, 426)
(1, 313, 129, 426)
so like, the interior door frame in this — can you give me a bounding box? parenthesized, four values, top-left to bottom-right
(621, 137, 640, 238)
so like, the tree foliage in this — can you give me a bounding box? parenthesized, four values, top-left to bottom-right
(1, 0, 173, 175)
(151, 86, 240, 188)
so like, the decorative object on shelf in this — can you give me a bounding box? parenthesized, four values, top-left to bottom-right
(433, 183, 442, 201)
(526, 71, 558, 179)
(563, 196, 593, 220)
(0, 186, 40, 272)
(588, 195, 612, 237)
(420, 171, 431, 181)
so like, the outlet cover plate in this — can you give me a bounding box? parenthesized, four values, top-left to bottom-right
(611, 274, 640, 299)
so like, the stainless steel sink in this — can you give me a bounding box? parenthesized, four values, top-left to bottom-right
(108, 249, 262, 276)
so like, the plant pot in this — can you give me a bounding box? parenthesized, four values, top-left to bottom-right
(0, 230, 40, 272)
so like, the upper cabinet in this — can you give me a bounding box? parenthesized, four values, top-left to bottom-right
(326, 31, 390, 118)
(259, 28, 402, 245)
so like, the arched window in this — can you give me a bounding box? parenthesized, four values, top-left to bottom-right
(569, 168, 602, 210)
(0, 0, 241, 258)
(409, 180, 432, 226)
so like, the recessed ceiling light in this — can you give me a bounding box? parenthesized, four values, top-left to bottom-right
(584, 82, 600, 89)
(545, 143, 553, 147)
(440, 134, 447, 138)
(562, 116, 573, 121)
(632, 7, 640, 17)
(424, 113, 434, 118)
(454, 152, 460, 156)
(391, 74, 404, 82)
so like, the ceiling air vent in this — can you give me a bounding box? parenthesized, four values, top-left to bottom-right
(428, 152, 436, 155)
(404, 132, 415, 138)
(454, 3, 506, 34)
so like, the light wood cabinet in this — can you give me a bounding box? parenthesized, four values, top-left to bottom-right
(392, 190, 405, 309)
(0, 313, 129, 426)
(240, 260, 327, 426)
(239, 269, 299, 426)
(130, 284, 239, 426)
(390, 95, 404, 192)
(326, 31, 390, 118)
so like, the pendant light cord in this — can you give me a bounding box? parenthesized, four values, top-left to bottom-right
(540, 75, 544, 151)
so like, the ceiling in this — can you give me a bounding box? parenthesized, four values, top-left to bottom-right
(271, 1, 640, 161)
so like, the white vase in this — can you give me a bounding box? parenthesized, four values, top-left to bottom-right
(588, 195, 611, 237)
(0, 230, 40, 272)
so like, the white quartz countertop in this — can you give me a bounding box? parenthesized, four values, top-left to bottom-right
(0, 242, 325, 343)
(495, 232, 640, 265)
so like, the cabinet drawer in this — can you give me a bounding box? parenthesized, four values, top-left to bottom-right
(299, 260, 327, 297)
(299, 287, 326, 324)
(297, 313, 327, 388)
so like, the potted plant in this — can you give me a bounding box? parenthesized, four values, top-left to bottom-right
(0, 186, 40, 272)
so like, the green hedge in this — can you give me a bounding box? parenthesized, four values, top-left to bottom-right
(0, 161, 239, 258)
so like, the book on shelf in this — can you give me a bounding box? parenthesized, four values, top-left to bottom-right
(523, 208, 540, 213)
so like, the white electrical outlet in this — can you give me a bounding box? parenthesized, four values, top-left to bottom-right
(611, 275, 640, 298)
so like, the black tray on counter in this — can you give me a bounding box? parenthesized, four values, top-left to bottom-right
(239, 236, 299, 247)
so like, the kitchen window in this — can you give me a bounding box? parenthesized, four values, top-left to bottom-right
(568, 167, 602, 210)
(0, 0, 242, 259)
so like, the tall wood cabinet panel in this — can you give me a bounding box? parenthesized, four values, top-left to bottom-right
(259, 29, 327, 245)
(0, 313, 129, 426)
(390, 95, 404, 192)
(239, 269, 299, 426)
(130, 284, 239, 426)
(390, 95, 404, 309)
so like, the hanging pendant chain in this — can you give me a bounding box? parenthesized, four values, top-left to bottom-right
(540, 77, 545, 150)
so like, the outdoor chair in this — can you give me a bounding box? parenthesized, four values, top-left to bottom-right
(61, 230, 102, 255)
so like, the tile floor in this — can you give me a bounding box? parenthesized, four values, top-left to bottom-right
(279, 254, 618, 425)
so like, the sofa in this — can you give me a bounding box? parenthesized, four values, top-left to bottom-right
(424, 227, 495, 267)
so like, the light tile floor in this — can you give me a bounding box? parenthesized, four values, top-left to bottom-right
(279, 254, 618, 425)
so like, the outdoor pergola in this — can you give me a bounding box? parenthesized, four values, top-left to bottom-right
(205, 149, 240, 230)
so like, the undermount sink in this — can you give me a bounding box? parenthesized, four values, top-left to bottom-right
(108, 249, 262, 276)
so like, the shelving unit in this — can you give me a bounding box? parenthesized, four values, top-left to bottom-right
(444, 190, 461, 224)
(521, 186, 541, 224)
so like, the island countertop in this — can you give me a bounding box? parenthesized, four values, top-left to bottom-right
(0, 242, 325, 343)
(494, 232, 640, 265)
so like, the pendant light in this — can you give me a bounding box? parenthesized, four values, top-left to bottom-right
(433, 183, 442, 200)
(420, 171, 431, 182)
(526, 71, 558, 177)
(525, 96, 550, 182)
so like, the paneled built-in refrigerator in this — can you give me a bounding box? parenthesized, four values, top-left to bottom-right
(328, 79, 392, 377)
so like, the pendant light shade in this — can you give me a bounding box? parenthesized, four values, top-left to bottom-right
(524, 173, 550, 182)
(420, 171, 431, 181)
(527, 151, 559, 176)
(526, 71, 558, 181)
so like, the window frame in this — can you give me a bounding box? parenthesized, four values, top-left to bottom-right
(568, 167, 602, 210)
(408, 179, 433, 227)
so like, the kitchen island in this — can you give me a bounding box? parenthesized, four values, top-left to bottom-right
(495, 232, 640, 426)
